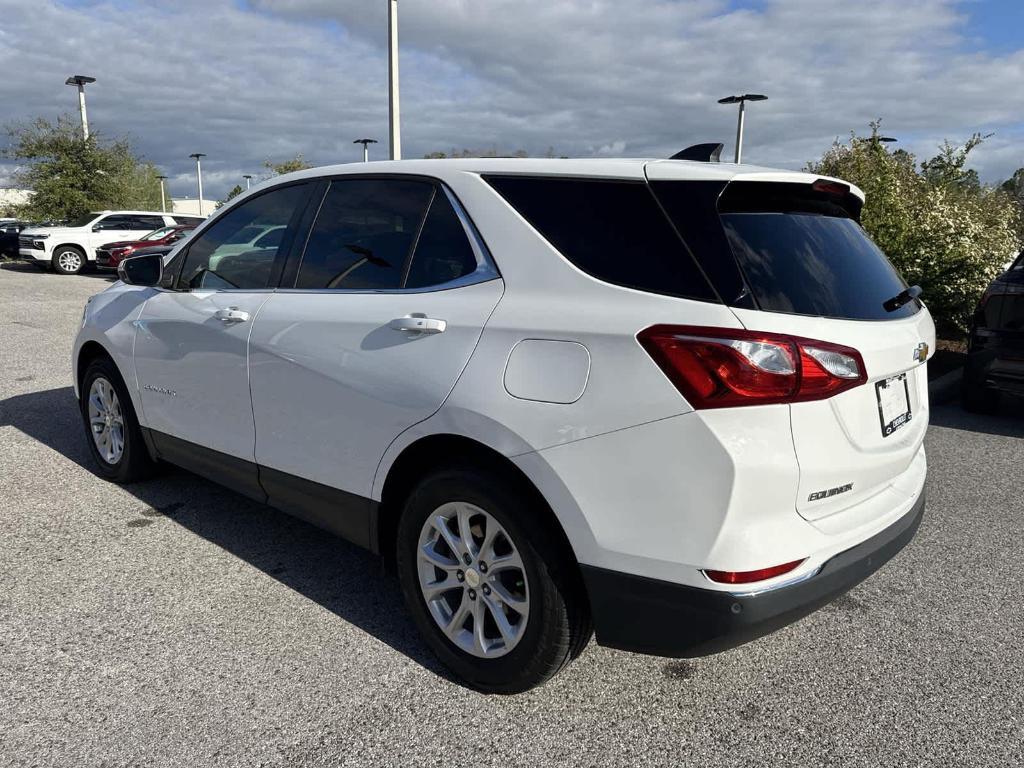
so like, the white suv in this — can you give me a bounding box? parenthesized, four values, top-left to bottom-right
(20, 210, 204, 274)
(73, 158, 933, 692)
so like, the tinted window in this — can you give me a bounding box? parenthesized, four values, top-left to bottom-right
(173, 216, 205, 225)
(95, 215, 134, 230)
(404, 191, 478, 289)
(133, 215, 166, 230)
(721, 213, 919, 320)
(178, 183, 308, 291)
(295, 179, 433, 290)
(483, 175, 715, 301)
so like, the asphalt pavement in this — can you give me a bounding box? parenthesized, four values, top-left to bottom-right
(1, 262, 1021, 767)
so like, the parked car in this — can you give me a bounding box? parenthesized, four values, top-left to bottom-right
(963, 251, 1024, 411)
(96, 224, 196, 270)
(19, 211, 205, 274)
(74, 158, 933, 692)
(0, 220, 29, 258)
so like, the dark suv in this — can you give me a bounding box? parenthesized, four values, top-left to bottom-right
(963, 252, 1024, 411)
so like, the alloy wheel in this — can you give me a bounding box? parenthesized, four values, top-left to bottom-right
(58, 250, 82, 272)
(87, 377, 125, 464)
(417, 502, 530, 658)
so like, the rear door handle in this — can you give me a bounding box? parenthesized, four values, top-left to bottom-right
(214, 307, 250, 323)
(389, 315, 446, 334)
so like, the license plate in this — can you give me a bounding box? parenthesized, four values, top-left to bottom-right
(875, 373, 912, 438)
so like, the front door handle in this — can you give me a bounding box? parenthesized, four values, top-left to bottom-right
(214, 307, 250, 323)
(389, 315, 446, 334)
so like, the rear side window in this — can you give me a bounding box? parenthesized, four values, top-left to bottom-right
(296, 179, 433, 290)
(721, 211, 918, 320)
(483, 175, 716, 302)
(404, 191, 478, 289)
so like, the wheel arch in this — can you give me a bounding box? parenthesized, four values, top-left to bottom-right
(76, 339, 113, 392)
(376, 433, 584, 585)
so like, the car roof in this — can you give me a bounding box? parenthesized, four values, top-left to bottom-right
(269, 157, 865, 201)
(88, 210, 174, 216)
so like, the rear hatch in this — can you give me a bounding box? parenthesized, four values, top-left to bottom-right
(648, 166, 935, 524)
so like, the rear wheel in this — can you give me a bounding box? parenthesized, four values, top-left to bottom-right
(52, 246, 85, 275)
(396, 466, 590, 693)
(80, 356, 157, 482)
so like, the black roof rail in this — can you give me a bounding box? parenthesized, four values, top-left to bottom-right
(669, 143, 724, 162)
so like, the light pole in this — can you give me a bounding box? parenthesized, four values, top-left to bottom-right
(353, 138, 378, 162)
(65, 75, 96, 140)
(189, 153, 206, 216)
(388, 0, 401, 160)
(717, 93, 767, 164)
(243, 174, 253, 190)
(156, 175, 168, 212)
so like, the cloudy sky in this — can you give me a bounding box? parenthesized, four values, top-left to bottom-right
(2, 0, 1023, 200)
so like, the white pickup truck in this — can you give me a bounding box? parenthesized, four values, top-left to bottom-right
(19, 210, 204, 274)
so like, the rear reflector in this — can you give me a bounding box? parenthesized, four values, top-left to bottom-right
(704, 558, 805, 584)
(637, 325, 867, 408)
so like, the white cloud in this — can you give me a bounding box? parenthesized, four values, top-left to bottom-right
(1, 0, 1023, 199)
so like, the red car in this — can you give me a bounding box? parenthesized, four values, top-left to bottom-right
(96, 224, 195, 270)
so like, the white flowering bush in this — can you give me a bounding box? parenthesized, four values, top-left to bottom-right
(808, 126, 1020, 335)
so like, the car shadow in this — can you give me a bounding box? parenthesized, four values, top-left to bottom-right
(0, 385, 456, 685)
(930, 397, 1024, 438)
(1, 260, 116, 280)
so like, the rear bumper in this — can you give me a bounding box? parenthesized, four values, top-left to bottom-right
(581, 490, 925, 657)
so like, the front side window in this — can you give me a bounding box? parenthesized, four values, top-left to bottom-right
(177, 183, 308, 291)
(95, 215, 134, 231)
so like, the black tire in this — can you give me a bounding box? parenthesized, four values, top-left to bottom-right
(79, 356, 157, 483)
(52, 245, 86, 275)
(396, 466, 590, 693)
(961, 378, 1000, 414)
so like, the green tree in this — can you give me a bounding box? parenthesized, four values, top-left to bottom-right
(216, 184, 244, 209)
(808, 123, 1020, 335)
(2, 115, 164, 220)
(263, 154, 312, 175)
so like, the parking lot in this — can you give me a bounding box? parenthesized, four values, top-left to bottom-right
(1, 262, 1021, 767)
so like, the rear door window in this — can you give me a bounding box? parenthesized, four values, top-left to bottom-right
(294, 178, 433, 290)
(483, 175, 716, 302)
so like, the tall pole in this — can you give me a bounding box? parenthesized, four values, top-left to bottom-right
(388, 0, 401, 160)
(243, 174, 252, 190)
(354, 138, 378, 162)
(190, 153, 206, 216)
(734, 100, 746, 164)
(65, 75, 96, 140)
(718, 94, 767, 164)
(156, 175, 167, 212)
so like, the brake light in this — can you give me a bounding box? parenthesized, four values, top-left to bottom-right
(637, 325, 867, 408)
(705, 558, 805, 584)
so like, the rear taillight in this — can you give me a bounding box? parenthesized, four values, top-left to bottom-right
(637, 325, 867, 408)
(705, 558, 805, 584)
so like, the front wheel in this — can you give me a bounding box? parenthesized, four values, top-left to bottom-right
(52, 246, 85, 275)
(80, 356, 157, 483)
(396, 467, 590, 693)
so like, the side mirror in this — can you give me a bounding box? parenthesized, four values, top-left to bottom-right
(92, 225, 102, 232)
(118, 252, 163, 287)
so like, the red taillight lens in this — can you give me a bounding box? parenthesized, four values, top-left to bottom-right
(704, 558, 805, 584)
(638, 325, 867, 408)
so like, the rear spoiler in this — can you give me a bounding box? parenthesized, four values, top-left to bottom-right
(669, 143, 724, 163)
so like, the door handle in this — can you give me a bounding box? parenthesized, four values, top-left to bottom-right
(214, 307, 250, 323)
(389, 315, 446, 334)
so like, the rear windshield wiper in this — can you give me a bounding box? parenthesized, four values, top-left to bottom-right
(883, 285, 922, 313)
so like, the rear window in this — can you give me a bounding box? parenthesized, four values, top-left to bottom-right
(717, 181, 918, 321)
(483, 175, 716, 302)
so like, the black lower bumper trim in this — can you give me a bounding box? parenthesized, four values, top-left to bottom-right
(581, 492, 925, 658)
